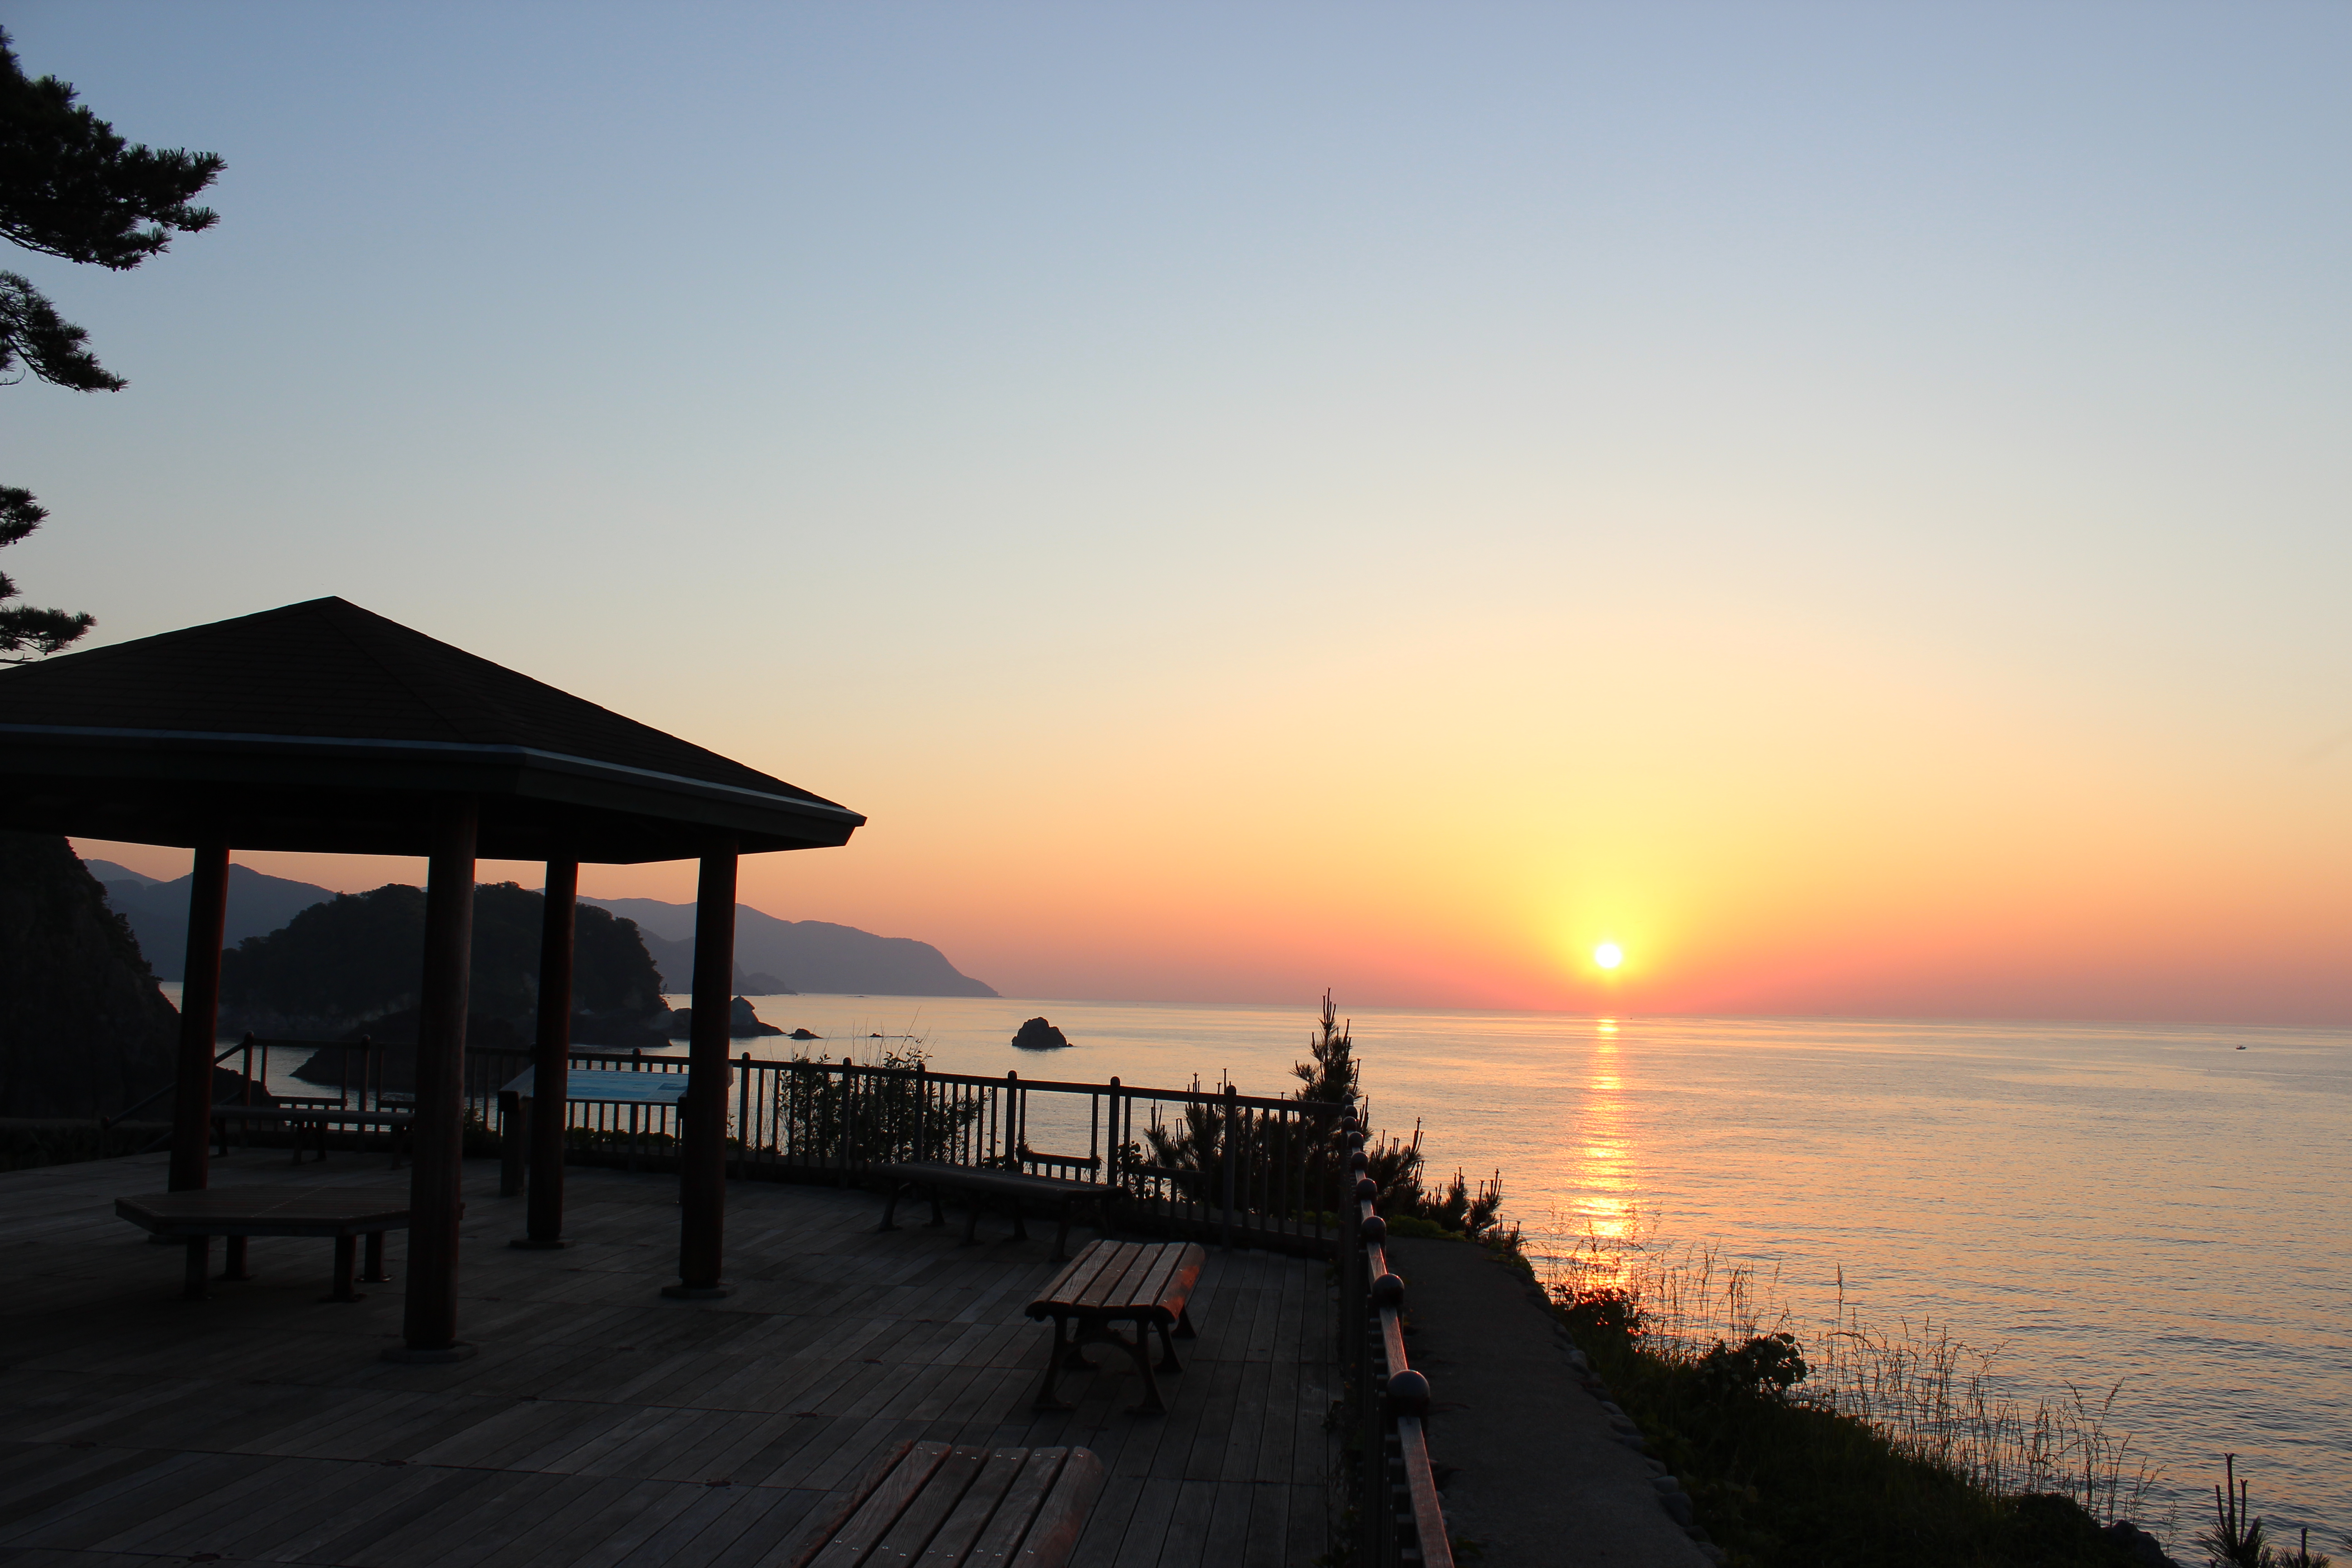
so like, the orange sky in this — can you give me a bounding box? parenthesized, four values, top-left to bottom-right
(77, 589, 2352, 1025)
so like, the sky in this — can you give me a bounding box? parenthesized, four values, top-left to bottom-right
(11, 3, 2352, 1023)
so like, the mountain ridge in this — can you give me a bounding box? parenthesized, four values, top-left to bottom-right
(583, 897, 998, 998)
(87, 862, 996, 1000)
(92, 861, 338, 980)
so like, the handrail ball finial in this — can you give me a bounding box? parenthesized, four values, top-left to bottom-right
(1386, 1368, 1432, 1419)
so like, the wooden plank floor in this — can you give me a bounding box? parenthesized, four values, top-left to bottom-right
(0, 1150, 1338, 1568)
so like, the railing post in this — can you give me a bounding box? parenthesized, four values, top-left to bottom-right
(736, 1051, 751, 1179)
(915, 1061, 928, 1163)
(1003, 1069, 1017, 1168)
(1107, 1077, 1121, 1200)
(1220, 1083, 1238, 1250)
(841, 1059, 856, 1181)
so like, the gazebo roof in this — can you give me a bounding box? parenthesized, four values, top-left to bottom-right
(0, 597, 863, 862)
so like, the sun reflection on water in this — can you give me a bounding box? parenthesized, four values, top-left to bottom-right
(1569, 1017, 1640, 1282)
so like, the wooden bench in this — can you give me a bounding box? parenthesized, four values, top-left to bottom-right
(785, 1439, 1103, 1568)
(874, 1161, 1118, 1262)
(209, 1106, 412, 1165)
(115, 1186, 418, 1302)
(1024, 1239, 1206, 1414)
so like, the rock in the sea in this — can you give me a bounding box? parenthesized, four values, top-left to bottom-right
(788, 1027, 820, 1041)
(666, 997, 784, 1039)
(1011, 1017, 1070, 1051)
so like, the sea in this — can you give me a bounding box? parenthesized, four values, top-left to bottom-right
(218, 989, 2350, 1541)
(709, 997, 2351, 1542)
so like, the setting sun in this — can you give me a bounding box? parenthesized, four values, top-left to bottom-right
(1594, 943, 1624, 970)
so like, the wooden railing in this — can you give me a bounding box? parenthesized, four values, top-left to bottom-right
(456, 1047, 1352, 1257)
(108, 1034, 398, 1154)
(1341, 1122, 1455, 1568)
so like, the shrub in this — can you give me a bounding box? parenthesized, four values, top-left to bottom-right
(1696, 1332, 1809, 1400)
(1553, 1283, 1647, 1344)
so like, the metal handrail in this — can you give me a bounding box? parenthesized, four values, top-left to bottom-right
(1343, 1123, 1455, 1568)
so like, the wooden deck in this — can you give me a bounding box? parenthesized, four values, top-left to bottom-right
(0, 1151, 1337, 1568)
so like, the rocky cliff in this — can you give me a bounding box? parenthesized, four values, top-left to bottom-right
(0, 833, 180, 1117)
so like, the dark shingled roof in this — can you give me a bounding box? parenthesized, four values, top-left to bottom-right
(0, 598, 863, 863)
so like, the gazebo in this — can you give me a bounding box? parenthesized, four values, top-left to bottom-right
(0, 596, 863, 1358)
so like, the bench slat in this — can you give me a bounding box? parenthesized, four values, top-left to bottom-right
(116, 1188, 413, 1236)
(800, 1439, 954, 1568)
(792, 1441, 1102, 1568)
(960, 1447, 1068, 1568)
(1009, 1450, 1103, 1568)
(874, 1162, 1101, 1200)
(1069, 1245, 1150, 1312)
(871, 1445, 988, 1565)
(1029, 1241, 1205, 1327)
(210, 1109, 411, 1126)
(1048, 1242, 1130, 1310)
(1132, 1245, 1197, 1314)
(913, 1447, 1029, 1568)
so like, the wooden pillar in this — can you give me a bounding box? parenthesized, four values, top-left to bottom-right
(392, 799, 478, 1361)
(168, 841, 230, 1193)
(667, 843, 737, 1298)
(516, 858, 577, 1249)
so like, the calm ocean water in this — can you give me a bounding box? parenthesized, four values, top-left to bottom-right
(703, 996, 2351, 1540)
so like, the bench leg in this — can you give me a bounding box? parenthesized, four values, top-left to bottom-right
(1155, 1319, 1183, 1374)
(1010, 1202, 1029, 1242)
(1051, 1202, 1072, 1264)
(325, 1235, 361, 1302)
(220, 1235, 251, 1281)
(181, 1237, 209, 1300)
(1121, 1323, 1167, 1415)
(926, 1186, 945, 1228)
(879, 1181, 902, 1233)
(1176, 1304, 1197, 1339)
(960, 1195, 981, 1246)
(1031, 1313, 1080, 1411)
(361, 1231, 390, 1284)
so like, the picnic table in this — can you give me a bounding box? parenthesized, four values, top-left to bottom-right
(784, 1439, 1104, 1568)
(115, 1186, 418, 1302)
(1024, 1239, 1206, 1414)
